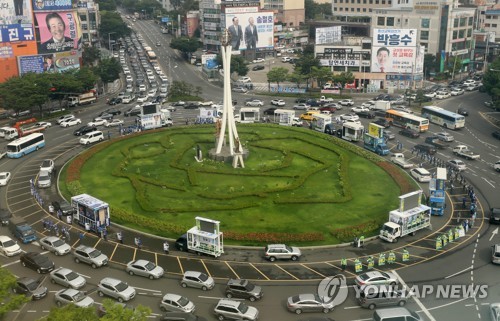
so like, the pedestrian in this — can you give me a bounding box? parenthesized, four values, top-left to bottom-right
(396, 140, 400, 150)
(135, 236, 142, 249)
(103, 228, 108, 241)
(48, 204, 54, 215)
(107, 131, 111, 140)
(66, 214, 72, 225)
(341, 258, 347, 271)
(163, 240, 169, 254)
(117, 231, 123, 244)
(65, 229, 70, 241)
(57, 210, 62, 221)
(85, 222, 90, 232)
(79, 232, 84, 242)
(462, 197, 466, 209)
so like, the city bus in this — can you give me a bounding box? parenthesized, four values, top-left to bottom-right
(6, 133, 45, 158)
(147, 50, 157, 62)
(385, 110, 429, 132)
(421, 106, 465, 130)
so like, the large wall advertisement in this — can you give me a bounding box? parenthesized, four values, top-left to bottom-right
(35, 11, 81, 53)
(0, 0, 35, 43)
(315, 26, 342, 45)
(18, 50, 80, 75)
(223, 7, 274, 51)
(371, 29, 417, 74)
(32, 0, 72, 12)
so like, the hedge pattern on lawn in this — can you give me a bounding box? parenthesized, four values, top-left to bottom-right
(64, 124, 409, 244)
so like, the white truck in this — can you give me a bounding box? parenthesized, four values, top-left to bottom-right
(371, 101, 391, 111)
(68, 92, 97, 107)
(452, 145, 480, 160)
(319, 95, 335, 103)
(379, 190, 431, 243)
(174, 217, 224, 257)
(391, 153, 414, 168)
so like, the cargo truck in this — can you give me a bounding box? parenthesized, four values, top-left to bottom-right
(9, 217, 37, 243)
(341, 122, 364, 141)
(363, 123, 389, 155)
(311, 113, 335, 134)
(452, 145, 480, 160)
(391, 153, 414, 168)
(175, 217, 223, 257)
(379, 190, 431, 243)
(372, 101, 391, 111)
(68, 92, 97, 107)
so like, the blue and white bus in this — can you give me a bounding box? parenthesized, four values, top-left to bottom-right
(421, 106, 465, 130)
(6, 133, 45, 158)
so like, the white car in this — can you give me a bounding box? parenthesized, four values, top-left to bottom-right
(0, 172, 11, 186)
(0, 235, 22, 256)
(54, 288, 94, 308)
(137, 95, 148, 103)
(198, 101, 214, 106)
(448, 159, 466, 171)
(60, 118, 81, 127)
(271, 99, 286, 106)
(138, 84, 147, 92)
(147, 89, 157, 97)
(435, 91, 451, 99)
(238, 77, 252, 83)
(436, 132, 454, 142)
(87, 119, 108, 127)
(40, 159, 55, 173)
(105, 119, 124, 127)
(281, 57, 291, 62)
(340, 113, 360, 121)
(338, 99, 354, 106)
(56, 114, 75, 124)
(35, 121, 52, 128)
(126, 75, 133, 82)
(424, 92, 437, 98)
(126, 259, 164, 279)
(293, 103, 310, 110)
(351, 106, 370, 113)
(253, 58, 265, 63)
(450, 88, 464, 96)
(361, 101, 375, 108)
(146, 69, 154, 76)
(245, 99, 264, 107)
(232, 87, 248, 93)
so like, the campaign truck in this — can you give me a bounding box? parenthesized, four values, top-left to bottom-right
(3, 118, 46, 140)
(372, 101, 391, 111)
(379, 190, 431, 243)
(341, 122, 364, 142)
(9, 217, 37, 244)
(364, 123, 389, 155)
(239, 107, 260, 123)
(72, 194, 110, 233)
(391, 153, 414, 168)
(273, 109, 296, 126)
(68, 92, 97, 107)
(311, 113, 335, 134)
(452, 145, 480, 160)
(175, 217, 224, 257)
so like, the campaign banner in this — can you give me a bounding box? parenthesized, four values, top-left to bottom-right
(54, 50, 80, 72)
(32, 0, 72, 11)
(0, 0, 35, 43)
(18, 53, 55, 75)
(35, 11, 81, 53)
(315, 26, 342, 45)
(372, 29, 417, 74)
(372, 29, 417, 47)
(224, 9, 274, 51)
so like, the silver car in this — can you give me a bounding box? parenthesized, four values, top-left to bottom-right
(159, 293, 195, 313)
(40, 236, 71, 256)
(355, 271, 398, 288)
(181, 271, 214, 291)
(97, 277, 136, 302)
(264, 244, 302, 262)
(214, 299, 259, 320)
(50, 267, 86, 289)
(126, 259, 164, 279)
(73, 245, 108, 269)
(286, 293, 334, 314)
(54, 288, 94, 307)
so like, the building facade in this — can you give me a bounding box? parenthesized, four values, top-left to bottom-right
(76, 1, 100, 47)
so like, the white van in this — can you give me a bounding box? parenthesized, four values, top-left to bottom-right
(373, 307, 421, 321)
(0, 127, 11, 138)
(492, 244, 500, 264)
(80, 131, 104, 145)
(410, 168, 431, 183)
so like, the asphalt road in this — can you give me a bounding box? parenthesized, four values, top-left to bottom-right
(0, 18, 499, 321)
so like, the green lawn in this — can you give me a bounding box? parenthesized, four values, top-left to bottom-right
(63, 125, 403, 245)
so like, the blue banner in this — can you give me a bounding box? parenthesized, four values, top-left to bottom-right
(32, 0, 72, 12)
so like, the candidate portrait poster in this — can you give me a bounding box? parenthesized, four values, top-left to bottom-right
(371, 29, 417, 74)
(224, 7, 274, 51)
(18, 53, 55, 75)
(0, 0, 35, 43)
(35, 11, 81, 54)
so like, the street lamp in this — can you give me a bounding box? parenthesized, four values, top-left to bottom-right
(108, 32, 116, 56)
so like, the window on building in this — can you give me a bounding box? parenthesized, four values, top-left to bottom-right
(466, 40, 471, 48)
(485, 23, 490, 27)
(357, 0, 361, 3)
(382, 0, 386, 3)
(339, 7, 343, 10)
(458, 29, 465, 38)
(369, 8, 373, 12)
(454, 18, 459, 28)
(363, 8, 366, 11)
(378, 16, 385, 25)
(468, 17, 473, 25)
(467, 28, 472, 37)
(459, 17, 466, 26)
(334, 7, 338, 10)
(80, 15, 87, 21)
(369, 0, 373, 3)
(375, 0, 379, 3)
(351, 7, 355, 11)
(453, 30, 458, 39)
(421, 18, 430, 28)
(387, 17, 394, 26)
(493, 24, 498, 27)
(357, 8, 360, 11)
(421, 31, 429, 40)
(486, 15, 491, 19)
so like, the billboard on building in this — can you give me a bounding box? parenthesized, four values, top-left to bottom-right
(35, 11, 81, 54)
(371, 29, 417, 74)
(0, 0, 35, 43)
(18, 50, 80, 75)
(315, 26, 342, 45)
(53, 50, 80, 72)
(224, 7, 274, 51)
(32, 0, 72, 11)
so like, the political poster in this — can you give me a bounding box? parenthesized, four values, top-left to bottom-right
(315, 26, 342, 45)
(35, 11, 81, 53)
(371, 29, 417, 74)
(18, 53, 56, 75)
(32, 0, 72, 11)
(224, 7, 274, 51)
(53, 50, 80, 72)
(0, 0, 35, 43)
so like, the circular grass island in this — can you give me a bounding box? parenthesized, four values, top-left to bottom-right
(61, 124, 415, 245)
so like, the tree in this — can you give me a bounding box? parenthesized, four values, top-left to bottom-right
(333, 71, 355, 95)
(45, 304, 98, 321)
(304, 0, 332, 20)
(82, 46, 101, 67)
(294, 54, 321, 89)
(74, 67, 99, 91)
(448, 56, 463, 78)
(100, 299, 151, 321)
(267, 67, 289, 92)
(169, 80, 196, 98)
(288, 68, 307, 88)
(0, 267, 30, 318)
(170, 37, 199, 58)
(230, 55, 249, 76)
(94, 58, 121, 86)
(482, 56, 500, 109)
(423, 54, 436, 79)
(99, 11, 131, 44)
(310, 66, 332, 88)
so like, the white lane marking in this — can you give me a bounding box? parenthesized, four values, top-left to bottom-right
(482, 177, 496, 188)
(490, 227, 499, 241)
(344, 306, 362, 309)
(392, 270, 437, 321)
(1, 260, 20, 268)
(132, 286, 161, 293)
(444, 266, 472, 279)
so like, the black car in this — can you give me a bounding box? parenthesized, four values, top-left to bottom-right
(399, 128, 420, 138)
(263, 107, 277, 115)
(51, 200, 75, 216)
(107, 98, 122, 105)
(357, 110, 375, 119)
(13, 277, 48, 300)
(414, 144, 436, 155)
(73, 125, 97, 136)
(457, 107, 468, 116)
(96, 112, 114, 121)
(124, 106, 141, 117)
(492, 131, 500, 140)
(490, 208, 500, 224)
(295, 98, 308, 103)
(374, 118, 390, 128)
(252, 65, 265, 71)
(184, 102, 199, 109)
(20, 252, 55, 274)
(413, 96, 432, 103)
(105, 107, 122, 116)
